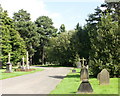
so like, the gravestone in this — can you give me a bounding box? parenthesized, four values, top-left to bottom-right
(17, 62, 22, 69)
(72, 69, 76, 73)
(5, 53, 12, 73)
(21, 56, 25, 70)
(97, 72, 100, 80)
(76, 61, 81, 68)
(80, 67, 89, 81)
(26, 51, 30, 69)
(99, 69, 110, 85)
(80, 58, 86, 68)
(77, 79, 93, 93)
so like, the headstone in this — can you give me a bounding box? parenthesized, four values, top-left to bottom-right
(77, 79, 93, 93)
(97, 72, 100, 80)
(86, 65, 89, 69)
(18, 62, 22, 69)
(76, 61, 81, 68)
(26, 51, 30, 69)
(72, 69, 76, 73)
(80, 67, 89, 81)
(21, 56, 25, 70)
(5, 53, 12, 73)
(99, 69, 110, 85)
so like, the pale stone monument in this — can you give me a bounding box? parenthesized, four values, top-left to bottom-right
(80, 57, 86, 68)
(5, 53, 12, 73)
(77, 79, 93, 94)
(76, 61, 81, 68)
(80, 67, 89, 81)
(77, 58, 93, 93)
(26, 51, 30, 69)
(21, 56, 25, 70)
(99, 69, 110, 85)
(97, 72, 101, 80)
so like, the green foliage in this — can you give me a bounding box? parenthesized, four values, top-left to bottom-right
(0, 6, 26, 67)
(46, 30, 77, 66)
(88, 13, 119, 77)
(13, 9, 40, 64)
(33, 16, 57, 65)
(73, 23, 90, 59)
(59, 24, 66, 33)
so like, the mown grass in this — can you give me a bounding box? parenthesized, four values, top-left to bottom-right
(50, 68, 118, 94)
(0, 68, 44, 80)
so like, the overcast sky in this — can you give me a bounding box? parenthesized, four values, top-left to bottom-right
(0, 0, 105, 30)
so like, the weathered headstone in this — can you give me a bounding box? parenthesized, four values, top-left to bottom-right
(99, 69, 110, 85)
(21, 56, 25, 70)
(5, 53, 12, 73)
(77, 79, 93, 93)
(17, 62, 22, 69)
(72, 69, 76, 73)
(97, 72, 100, 80)
(76, 61, 81, 68)
(80, 67, 89, 81)
(26, 51, 30, 69)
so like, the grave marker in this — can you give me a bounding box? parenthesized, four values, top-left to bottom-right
(97, 72, 100, 80)
(5, 53, 12, 73)
(26, 51, 30, 69)
(99, 69, 110, 85)
(76, 61, 81, 68)
(80, 67, 89, 81)
(77, 79, 93, 93)
(21, 56, 25, 70)
(80, 58, 86, 68)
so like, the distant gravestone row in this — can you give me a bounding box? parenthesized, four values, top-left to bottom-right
(4, 51, 30, 73)
(97, 69, 110, 85)
(77, 58, 93, 94)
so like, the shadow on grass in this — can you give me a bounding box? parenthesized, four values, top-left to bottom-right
(66, 74, 80, 78)
(49, 75, 66, 79)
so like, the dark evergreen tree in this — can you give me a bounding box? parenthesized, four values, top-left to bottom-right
(34, 16, 57, 65)
(13, 9, 40, 65)
(0, 6, 26, 68)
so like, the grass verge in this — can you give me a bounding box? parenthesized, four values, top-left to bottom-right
(50, 68, 118, 94)
(0, 68, 44, 80)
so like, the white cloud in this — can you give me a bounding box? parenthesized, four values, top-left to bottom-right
(0, 0, 61, 26)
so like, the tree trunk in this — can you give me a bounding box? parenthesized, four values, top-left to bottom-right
(41, 44, 45, 65)
(0, 61, 2, 69)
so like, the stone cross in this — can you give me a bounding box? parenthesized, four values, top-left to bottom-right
(78, 58, 93, 93)
(80, 58, 86, 68)
(26, 51, 30, 69)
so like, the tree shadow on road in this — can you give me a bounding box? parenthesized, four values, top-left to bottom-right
(49, 75, 66, 79)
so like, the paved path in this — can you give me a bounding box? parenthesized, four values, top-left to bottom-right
(1, 67, 72, 94)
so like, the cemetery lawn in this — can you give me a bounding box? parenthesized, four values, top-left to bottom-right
(50, 68, 118, 94)
(0, 68, 44, 80)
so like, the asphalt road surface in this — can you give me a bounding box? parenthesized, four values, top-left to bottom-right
(1, 67, 72, 94)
